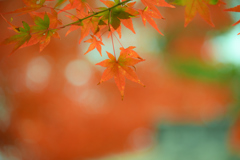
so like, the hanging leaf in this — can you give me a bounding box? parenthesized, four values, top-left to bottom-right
(84, 35, 104, 56)
(96, 48, 145, 99)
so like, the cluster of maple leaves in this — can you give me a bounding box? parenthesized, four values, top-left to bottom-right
(1, 0, 240, 99)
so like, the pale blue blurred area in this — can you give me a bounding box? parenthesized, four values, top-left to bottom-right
(210, 27, 240, 65)
(210, 0, 240, 65)
(100, 120, 240, 160)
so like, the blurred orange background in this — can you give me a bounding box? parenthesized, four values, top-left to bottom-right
(0, 0, 239, 160)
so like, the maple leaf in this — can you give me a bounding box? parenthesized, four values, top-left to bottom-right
(139, 6, 163, 35)
(30, 13, 60, 51)
(58, 0, 91, 14)
(17, 13, 60, 52)
(173, 0, 223, 27)
(224, 5, 240, 34)
(120, 18, 135, 34)
(100, 0, 115, 8)
(141, 0, 175, 18)
(66, 11, 100, 43)
(120, 46, 143, 60)
(141, 0, 175, 7)
(96, 49, 145, 99)
(84, 35, 104, 56)
(95, 1, 137, 38)
(1, 18, 31, 55)
(120, 1, 139, 34)
(100, 0, 138, 33)
(31, 9, 62, 28)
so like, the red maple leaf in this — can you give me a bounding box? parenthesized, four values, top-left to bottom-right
(84, 35, 104, 56)
(96, 48, 145, 99)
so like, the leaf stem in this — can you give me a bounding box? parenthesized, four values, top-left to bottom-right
(113, 32, 124, 48)
(43, 6, 80, 20)
(58, 0, 132, 28)
(109, 9, 116, 58)
(111, 31, 116, 58)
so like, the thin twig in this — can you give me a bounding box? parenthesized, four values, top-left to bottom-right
(43, 6, 80, 20)
(113, 32, 124, 48)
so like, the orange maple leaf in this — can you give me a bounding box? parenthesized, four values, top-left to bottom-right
(120, 46, 143, 60)
(121, 1, 138, 34)
(173, 0, 223, 27)
(100, 0, 115, 8)
(22, 13, 60, 52)
(66, 11, 100, 43)
(1, 14, 60, 54)
(1, 16, 31, 55)
(84, 35, 104, 56)
(121, 18, 136, 34)
(96, 49, 145, 99)
(141, 0, 175, 18)
(57, 0, 91, 14)
(31, 9, 62, 28)
(139, 6, 164, 35)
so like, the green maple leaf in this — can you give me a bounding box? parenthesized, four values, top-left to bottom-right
(2, 21, 31, 54)
(30, 13, 59, 51)
(32, 13, 50, 32)
(99, 0, 138, 30)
